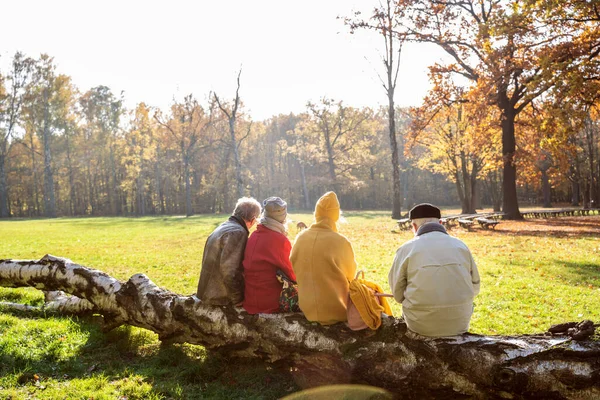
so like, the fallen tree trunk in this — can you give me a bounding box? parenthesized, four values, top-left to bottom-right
(0, 255, 598, 399)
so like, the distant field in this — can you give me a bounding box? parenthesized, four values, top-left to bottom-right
(0, 211, 599, 398)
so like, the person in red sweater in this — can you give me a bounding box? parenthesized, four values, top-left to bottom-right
(243, 197, 297, 314)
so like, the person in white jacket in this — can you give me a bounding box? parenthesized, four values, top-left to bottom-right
(388, 203, 480, 337)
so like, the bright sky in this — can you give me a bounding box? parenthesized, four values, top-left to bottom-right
(1, 0, 444, 120)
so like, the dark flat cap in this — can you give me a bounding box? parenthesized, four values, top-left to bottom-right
(409, 203, 441, 220)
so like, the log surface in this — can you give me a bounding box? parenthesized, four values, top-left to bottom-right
(1, 255, 599, 399)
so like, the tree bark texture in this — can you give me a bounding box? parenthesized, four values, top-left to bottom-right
(389, 93, 403, 220)
(0, 255, 598, 399)
(541, 170, 552, 208)
(501, 105, 523, 220)
(0, 152, 9, 218)
(300, 162, 310, 210)
(42, 87, 57, 218)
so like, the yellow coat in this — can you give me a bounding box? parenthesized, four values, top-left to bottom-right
(291, 192, 357, 325)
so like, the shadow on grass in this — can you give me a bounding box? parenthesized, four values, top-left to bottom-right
(557, 261, 600, 284)
(452, 217, 600, 239)
(0, 312, 299, 399)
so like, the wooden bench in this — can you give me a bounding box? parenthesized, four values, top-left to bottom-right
(397, 218, 411, 230)
(441, 215, 462, 228)
(476, 217, 500, 229)
(521, 208, 597, 219)
(457, 218, 474, 229)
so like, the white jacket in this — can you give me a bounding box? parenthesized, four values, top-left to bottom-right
(388, 224, 480, 337)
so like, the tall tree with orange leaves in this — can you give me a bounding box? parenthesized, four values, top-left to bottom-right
(410, 81, 500, 214)
(394, 0, 600, 218)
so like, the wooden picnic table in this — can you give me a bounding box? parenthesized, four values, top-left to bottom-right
(397, 212, 505, 231)
(476, 217, 500, 229)
(397, 218, 411, 230)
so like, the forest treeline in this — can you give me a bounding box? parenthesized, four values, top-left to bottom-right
(1, 1, 600, 219)
(0, 60, 456, 218)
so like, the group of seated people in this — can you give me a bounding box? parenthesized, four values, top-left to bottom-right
(196, 192, 481, 337)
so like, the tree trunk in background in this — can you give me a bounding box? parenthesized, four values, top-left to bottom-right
(41, 88, 56, 218)
(586, 120, 598, 208)
(65, 136, 77, 216)
(471, 176, 480, 210)
(230, 122, 244, 199)
(300, 162, 310, 210)
(155, 145, 165, 215)
(570, 163, 580, 206)
(222, 148, 231, 213)
(454, 172, 467, 213)
(388, 93, 402, 219)
(500, 102, 522, 219)
(583, 180, 591, 208)
(596, 154, 600, 207)
(184, 155, 192, 217)
(109, 144, 121, 216)
(0, 152, 9, 218)
(571, 180, 580, 206)
(460, 152, 474, 214)
(86, 160, 95, 215)
(541, 169, 552, 208)
(136, 177, 144, 216)
(28, 134, 41, 216)
(403, 168, 412, 209)
(214, 74, 244, 200)
(0, 255, 598, 399)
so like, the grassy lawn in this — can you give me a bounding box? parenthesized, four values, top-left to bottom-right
(0, 210, 599, 399)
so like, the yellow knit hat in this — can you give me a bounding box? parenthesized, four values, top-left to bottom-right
(315, 191, 340, 223)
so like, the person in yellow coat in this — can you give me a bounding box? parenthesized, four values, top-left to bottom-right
(290, 191, 357, 325)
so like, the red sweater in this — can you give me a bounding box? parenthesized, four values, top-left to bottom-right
(243, 225, 296, 314)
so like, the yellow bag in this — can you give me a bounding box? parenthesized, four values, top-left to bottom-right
(347, 271, 393, 330)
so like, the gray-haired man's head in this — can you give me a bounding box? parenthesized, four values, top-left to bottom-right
(233, 197, 261, 223)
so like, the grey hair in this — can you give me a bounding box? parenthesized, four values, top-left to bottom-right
(412, 217, 440, 229)
(232, 197, 262, 221)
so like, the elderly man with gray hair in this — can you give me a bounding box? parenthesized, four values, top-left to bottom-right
(388, 203, 481, 337)
(196, 197, 261, 306)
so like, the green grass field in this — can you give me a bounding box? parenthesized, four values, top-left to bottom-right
(1, 211, 599, 399)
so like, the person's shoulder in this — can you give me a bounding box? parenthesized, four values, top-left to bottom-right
(220, 223, 248, 239)
(399, 236, 419, 248)
(331, 231, 353, 245)
(447, 234, 471, 248)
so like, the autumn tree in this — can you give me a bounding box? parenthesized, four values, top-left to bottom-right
(345, 0, 407, 218)
(305, 98, 374, 193)
(395, 0, 600, 218)
(539, 55, 600, 207)
(154, 95, 213, 217)
(214, 70, 247, 199)
(410, 83, 500, 214)
(0, 52, 34, 217)
(244, 114, 306, 208)
(123, 103, 157, 216)
(512, 102, 576, 208)
(79, 86, 125, 215)
(54, 78, 81, 216)
(565, 72, 600, 208)
(21, 55, 77, 218)
(286, 115, 322, 209)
